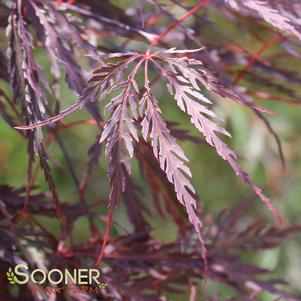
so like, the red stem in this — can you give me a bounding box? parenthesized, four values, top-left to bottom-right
(234, 34, 282, 84)
(95, 204, 114, 266)
(151, 0, 211, 46)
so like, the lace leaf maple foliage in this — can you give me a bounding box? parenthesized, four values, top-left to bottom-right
(18, 47, 281, 265)
(0, 186, 300, 301)
(226, 0, 301, 41)
(2, 0, 301, 299)
(7, 3, 64, 218)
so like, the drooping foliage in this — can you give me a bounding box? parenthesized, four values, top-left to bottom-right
(0, 0, 301, 300)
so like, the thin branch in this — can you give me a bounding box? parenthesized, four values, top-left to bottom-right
(151, 0, 211, 46)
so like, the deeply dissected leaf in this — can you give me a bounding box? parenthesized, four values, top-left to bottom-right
(226, 0, 301, 41)
(140, 90, 207, 263)
(151, 50, 280, 221)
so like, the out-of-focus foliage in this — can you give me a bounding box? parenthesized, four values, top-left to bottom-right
(0, 0, 301, 300)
